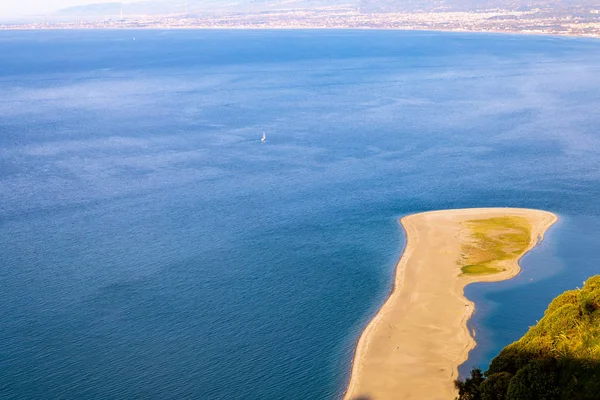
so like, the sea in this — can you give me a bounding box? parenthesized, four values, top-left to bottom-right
(1, 29, 600, 399)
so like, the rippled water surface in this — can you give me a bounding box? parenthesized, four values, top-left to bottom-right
(2, 29, 600, 399)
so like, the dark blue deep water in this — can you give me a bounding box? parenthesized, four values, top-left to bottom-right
(2, 29, 600, 399)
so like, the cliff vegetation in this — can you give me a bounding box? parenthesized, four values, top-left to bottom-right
(456, 275, 600, 400)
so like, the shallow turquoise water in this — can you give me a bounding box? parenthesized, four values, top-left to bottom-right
(1, 29, 600, 399)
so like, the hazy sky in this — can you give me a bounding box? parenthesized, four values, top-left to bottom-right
(0, 0, 111, 17)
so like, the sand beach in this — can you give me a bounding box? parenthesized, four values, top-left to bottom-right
(344, 208, 558, 400)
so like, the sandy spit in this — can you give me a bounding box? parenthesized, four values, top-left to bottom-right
(343, 208, 558, 400)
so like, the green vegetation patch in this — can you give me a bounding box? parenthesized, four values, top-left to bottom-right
(456, 275, 600, 400)
(461, 264, 505, 275)
(459, 216, 532, 276)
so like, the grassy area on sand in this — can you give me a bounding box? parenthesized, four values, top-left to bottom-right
(459, 216, 532, 275)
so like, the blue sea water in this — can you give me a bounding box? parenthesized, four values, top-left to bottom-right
(1, 29, 600, 399)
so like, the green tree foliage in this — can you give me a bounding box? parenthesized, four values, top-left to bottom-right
(456, 275, 600, 400)
(455, 368, 485, 400)
(480, 371, 511, 400)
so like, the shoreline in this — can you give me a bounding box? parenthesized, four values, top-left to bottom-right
(343, 208, 558, 400)
(0, 26, 598, 40)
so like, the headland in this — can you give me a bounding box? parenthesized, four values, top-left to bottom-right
(343, 207, 558, 400)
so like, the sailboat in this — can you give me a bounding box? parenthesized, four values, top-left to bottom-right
(261, 132, 266, 143)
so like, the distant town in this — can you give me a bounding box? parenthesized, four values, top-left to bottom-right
(2, 7, 600, 38)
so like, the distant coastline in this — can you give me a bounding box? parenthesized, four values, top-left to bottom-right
(343, 208, 557, 400)
(1, 10, 599, 39)
(1, 26, 599, 43)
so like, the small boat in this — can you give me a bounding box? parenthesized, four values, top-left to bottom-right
(261, 132, 266, 143)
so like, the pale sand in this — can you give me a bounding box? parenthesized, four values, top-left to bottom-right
(343, 208, 558, 400)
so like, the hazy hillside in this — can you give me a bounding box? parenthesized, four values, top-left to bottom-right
(359, 0, 600, 12)
(57, 0, 357, 16)
(57, 0, 600, 16)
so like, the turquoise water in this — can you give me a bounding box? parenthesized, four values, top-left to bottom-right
(1, 29, 600, 399)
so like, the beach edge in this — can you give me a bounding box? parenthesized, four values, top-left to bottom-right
(343, 207, 559, 400)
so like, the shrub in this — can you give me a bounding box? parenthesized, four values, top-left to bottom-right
(480, 372, 512, 400)
(583, 275, 600, 292)
(538, 303, 581, 337)
(455, 367, 485, 400)
(505, 360, 558, 400)
(546, 290, 578, 315)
